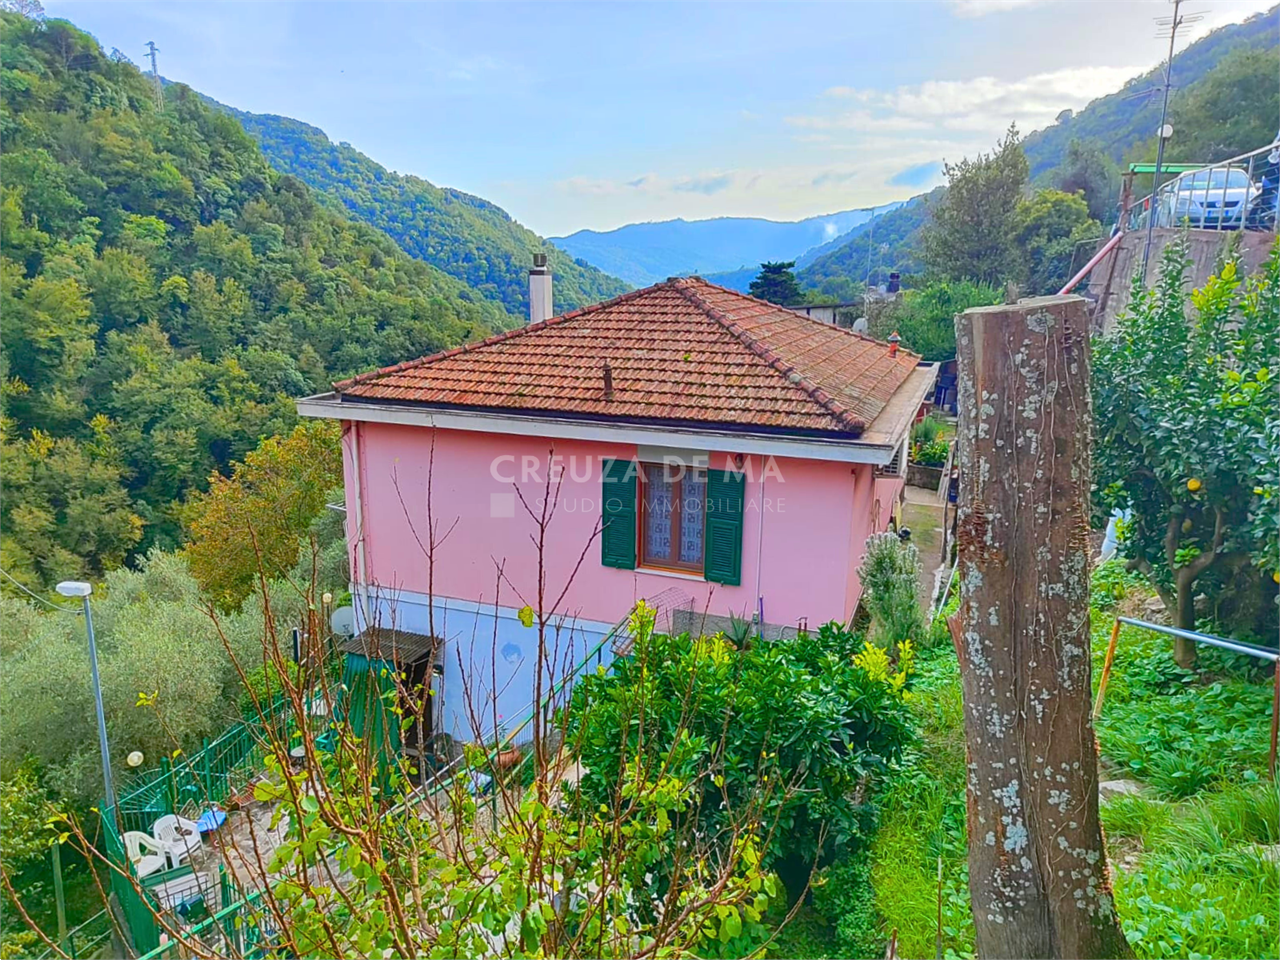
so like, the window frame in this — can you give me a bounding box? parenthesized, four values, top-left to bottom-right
(637, 463, 707, 575)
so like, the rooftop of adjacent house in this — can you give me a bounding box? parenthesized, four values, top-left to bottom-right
(332, 277, 924, 438)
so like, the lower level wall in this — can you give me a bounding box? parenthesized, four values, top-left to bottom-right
(1089, 226, 1276, 332)
(353, 588, 615, 745)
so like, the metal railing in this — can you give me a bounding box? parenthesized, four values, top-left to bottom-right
(33, 908, 113, 960)
(1122, 141, 1279, 234)
(1092, 616, 1280, 778)
(131, 605, 642, 960)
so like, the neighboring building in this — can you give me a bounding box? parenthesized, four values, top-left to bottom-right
(299, 273, 935, 744)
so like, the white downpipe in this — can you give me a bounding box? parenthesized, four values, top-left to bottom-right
(754, 457, 766, 628)
(347, 423, 370, 626)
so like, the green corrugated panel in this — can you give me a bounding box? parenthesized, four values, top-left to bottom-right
(340, 652, 402, 772)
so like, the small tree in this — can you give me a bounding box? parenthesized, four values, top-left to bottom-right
(184, 420, 341, 609)
(1013, 188, 1101, 295)
(869, 279, 1001, 361)
(749, 261, 804, 305)
(921, 124, 1028, 286)
(856, 532, 924, 650)
(1056, 138, 1120, 224)
(1094, 238, 1280, 663)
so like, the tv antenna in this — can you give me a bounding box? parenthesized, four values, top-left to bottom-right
(1140, 0, 1203, 282)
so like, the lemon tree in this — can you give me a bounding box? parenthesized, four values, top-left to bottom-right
(1094, 237, 1279, 663)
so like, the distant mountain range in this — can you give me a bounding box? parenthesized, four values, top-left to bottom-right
(198, 94, 630, 318)
(191, 2, 1273, 315)
(550, 208, 882, 288)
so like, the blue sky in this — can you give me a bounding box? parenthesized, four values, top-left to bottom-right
(48, 0, 1276, 236)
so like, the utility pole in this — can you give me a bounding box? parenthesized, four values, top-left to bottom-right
(145, 40, 163, 108)
(56, 582, 118, 829)
(863, 204, 877, 291)
(1140, 0, 1199, 282)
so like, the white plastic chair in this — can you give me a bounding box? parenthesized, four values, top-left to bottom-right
(123, 831, 168, 878)
(152, 814, 204, 867)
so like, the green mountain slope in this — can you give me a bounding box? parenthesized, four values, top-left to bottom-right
(215, 105, 630, 316)
(798, 8, 1277, 296)
(797, 191, 941, 296)
(0, 11, 509, 585)
(550, 208, 878, 287)
(1024, 5, 1279, 177)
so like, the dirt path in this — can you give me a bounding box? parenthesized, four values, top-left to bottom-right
(902, 485, 947, 609)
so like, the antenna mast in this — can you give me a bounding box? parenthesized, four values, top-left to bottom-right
(145, 40, 163, 108)
(1140, 0, 1202, 281)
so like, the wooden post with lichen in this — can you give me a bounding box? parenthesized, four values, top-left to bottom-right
(951, 295, 1132, 959)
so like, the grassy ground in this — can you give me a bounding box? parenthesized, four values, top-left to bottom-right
(866, 565, 1279, 960)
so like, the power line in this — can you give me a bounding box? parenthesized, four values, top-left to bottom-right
(0, 567, 79, 612)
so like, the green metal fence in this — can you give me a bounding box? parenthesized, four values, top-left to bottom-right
(124, 613, 632, 959)
(33, 908, 113, 960)
(116, 696, 292, 834)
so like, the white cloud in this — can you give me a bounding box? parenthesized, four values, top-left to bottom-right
(949, 0, 1047, 17)
(787, 65, 1141, 141)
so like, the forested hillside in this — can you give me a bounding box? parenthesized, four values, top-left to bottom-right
(1024, 4, 1278, 176)
(798, 191, 940, 296)
(0, 12, 509, 588)
(219, 105, 630, 316)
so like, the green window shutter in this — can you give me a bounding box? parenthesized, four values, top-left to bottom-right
(704, 469, 745, 586)
(601, 458, 637, 569)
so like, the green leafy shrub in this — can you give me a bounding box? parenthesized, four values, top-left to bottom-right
(811, 857, 879, 959)
(1094, 239, 1280, 646)
(868, 280, 1002, 362)
(910, 416, 942, 446)
(925, 578, 961, 649)
(567, 611, 913, 875)
(912, 438, 950, 466)
(1089, 558, 1148, 611)
(238, 659, 303, 717)
(857, 533, 925, 649)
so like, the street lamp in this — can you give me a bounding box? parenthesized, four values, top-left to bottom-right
(55, 581, 117, 820)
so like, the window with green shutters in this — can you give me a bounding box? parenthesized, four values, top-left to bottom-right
(601, 459, 744, 586)
(704, 469, 745, 585)
(600, 458, 637, 569)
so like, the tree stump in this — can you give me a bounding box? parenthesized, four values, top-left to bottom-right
(952, 296, 1132, 959)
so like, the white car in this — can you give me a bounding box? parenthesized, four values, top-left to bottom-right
(1159, 167, 1258, 230)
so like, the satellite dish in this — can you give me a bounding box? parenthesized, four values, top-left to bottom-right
(330, 605, 355, 637)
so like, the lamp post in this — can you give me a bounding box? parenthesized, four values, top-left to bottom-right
(55, 581, 117, 820)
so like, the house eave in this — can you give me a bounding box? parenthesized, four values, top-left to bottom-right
(296, 390, 921, 466)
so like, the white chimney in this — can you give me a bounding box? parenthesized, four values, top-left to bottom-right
(529, 253, 552, 324)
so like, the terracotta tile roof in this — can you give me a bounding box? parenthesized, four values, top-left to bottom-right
(334, 277, 921, 437)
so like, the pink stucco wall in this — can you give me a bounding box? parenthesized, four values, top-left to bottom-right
(342, 422, 897, 631)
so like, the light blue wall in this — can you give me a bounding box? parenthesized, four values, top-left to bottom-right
(352, 589, 615, 744)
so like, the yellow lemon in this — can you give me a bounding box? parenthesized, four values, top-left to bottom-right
(1187, 478, 1202, 492)
(1273, 571, 1279, 584)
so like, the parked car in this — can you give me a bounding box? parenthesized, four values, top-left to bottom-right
(1158, 167, 1257, 230)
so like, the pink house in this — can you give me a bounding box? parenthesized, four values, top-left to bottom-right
(299, 270, 935, 743)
